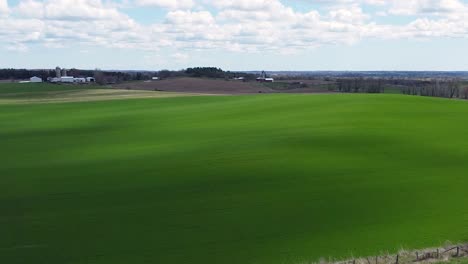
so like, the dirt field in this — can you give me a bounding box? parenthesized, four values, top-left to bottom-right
(110, 77, 334, 94)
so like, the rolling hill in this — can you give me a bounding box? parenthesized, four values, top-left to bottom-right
(1, 88, 468, 264)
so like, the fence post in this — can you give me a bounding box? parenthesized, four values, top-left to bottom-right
(416, 252, 419, 261)
(457, 247, 460, 257)
(396, 254, 399, 264)
(375, 256, 378, 264)
(436, 249, 439, 258)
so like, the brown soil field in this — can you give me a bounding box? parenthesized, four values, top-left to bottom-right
(110, 77, 333, 95)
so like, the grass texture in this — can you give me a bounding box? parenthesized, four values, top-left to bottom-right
(1, 91, 468, 264)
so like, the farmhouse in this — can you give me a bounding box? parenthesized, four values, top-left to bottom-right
(30, 76, 42, 83)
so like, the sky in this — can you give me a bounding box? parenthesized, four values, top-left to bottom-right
(1, 0, 468, 71)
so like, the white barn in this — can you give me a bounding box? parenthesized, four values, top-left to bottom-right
(60, 76, 74, 83)
(74, 78, 86, 83)
(30, 76, 42, 83)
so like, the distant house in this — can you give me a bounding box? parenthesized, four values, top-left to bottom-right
(152, 77, 160, 80)
(30, 76, 42, 83)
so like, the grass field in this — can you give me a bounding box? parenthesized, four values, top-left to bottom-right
(0, 83, 200, 104)
(1, 87, 468, 264)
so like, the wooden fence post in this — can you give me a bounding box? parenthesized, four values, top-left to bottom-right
(416, 252, 419, 261)
(457, 247, 460, 257)
(396, 254, 399, 264)
(436, 249, 439, 258)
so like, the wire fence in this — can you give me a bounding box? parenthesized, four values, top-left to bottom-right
(327, 244, 468, 264)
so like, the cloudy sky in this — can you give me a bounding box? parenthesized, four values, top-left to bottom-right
(1, 0, 468, 70)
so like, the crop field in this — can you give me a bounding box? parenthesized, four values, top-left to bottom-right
(0, 83, 201, 104)
(111, 77, 332, 94)
(1, 86, 468, 264)
(111, 77, 270, 94)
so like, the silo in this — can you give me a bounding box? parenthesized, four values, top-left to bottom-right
(62, 69, 67, 77)
(56, 67, 61, 78)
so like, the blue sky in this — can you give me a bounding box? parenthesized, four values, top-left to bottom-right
(1, 0, 468, 71)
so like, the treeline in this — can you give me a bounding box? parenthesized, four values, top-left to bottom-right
(0, 69, 55, 80)
(0, 68, 134, 84)
(158, 67, 257, 80)
(336, 78, 384, 93)
(401, 79, 468, 99)
(0, 67, 256, 83)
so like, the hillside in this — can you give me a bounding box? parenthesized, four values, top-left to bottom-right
(1, 92, 468, 264)
(0, 83, 202, 104)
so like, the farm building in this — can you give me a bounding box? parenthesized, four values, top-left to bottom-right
(55, 67, 62, 78)
(50, 76, 94, 83)
(74, 78, 86, 83)
(152, 77, 160, 80)
(60, 76, 74, 83)
(49, 66, 95, 84)
(256, 71, 274, 82)
(256, 77, 274, 82)
(30, 76, 42, 83)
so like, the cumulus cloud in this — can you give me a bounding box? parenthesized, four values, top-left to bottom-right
(15, 0, 128, 20)
(2, 0, 468, 54)
(135, 0, 194, 9)
(166, 10, 215, 25)
(212, 0, 277, 10)
(389, 0, 468, 16)
(0, 0, 9, 16)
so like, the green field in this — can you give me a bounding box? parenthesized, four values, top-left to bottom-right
(1, 86, 468, 264)
(0, 83, 199, 104)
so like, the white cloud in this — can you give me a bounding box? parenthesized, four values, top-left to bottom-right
(389, 0, 468, 16)
(328, 5, 369, 24)
(166, 10, 214, 25)
(2, 0, 468, 55)
(135, 0, 194, 9)
(171, 52, 189, 61)
(0, 0, 9, 16)
(212, 0, 275, 10)
(14, 0, 131, 21)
